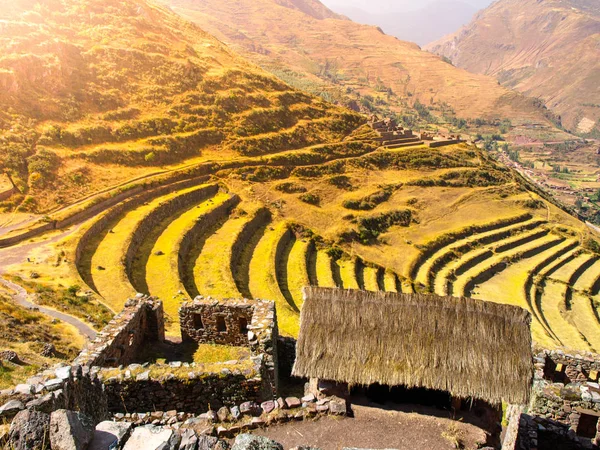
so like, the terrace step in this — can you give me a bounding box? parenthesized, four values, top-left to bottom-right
(384, 140, 424, 150)
(453, 232, 563, 297)
(339, 258, 360, 290)
(383, 271, 400, 293)
(193, 204, 267, 301)
(144, 192, 232, 326)
(363, 266, 381, 292)
(412, 214, 537, 287)
(284, 238, 313, 311)
(88, 184, 216, 311)
(315, 251, 337, 288)
(248, 222, 299, 337)
(418, 218, 546, 289)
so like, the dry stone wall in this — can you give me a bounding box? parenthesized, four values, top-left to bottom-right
(74, 296, 164, 368)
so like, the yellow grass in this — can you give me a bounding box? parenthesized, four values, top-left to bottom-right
(414, 217, 542, 286)
(285, 238, 312, 310)
(476, 239, 579, 348)
(452, 232, 560, 297)
(363, 266, 380, 292)
(339, 257, 360, 290)
(193, 205, 260, 300)
(146, 193, 231, 330)
(541, 280, 591, 351)
(89, 185, 209, 311)
(315, 251, 337, 288)
(383, 271, 398, 293)
(569, 292, 600, 352)
(192, 343, 251, 364)
(248, 222, 299, 337)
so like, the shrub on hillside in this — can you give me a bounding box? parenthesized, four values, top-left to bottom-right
(328, 175, 354, 190)
(275, 182, 307, 194)
(299, 193, 320, 206)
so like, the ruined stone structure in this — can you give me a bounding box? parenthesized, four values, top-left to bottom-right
(74, 296, 165, 368)
(515, 350, 600, 449)
(180, 296, 279, 396)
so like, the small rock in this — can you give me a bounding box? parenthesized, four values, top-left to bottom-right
(276, 397, 286, 410)
(285, 397, 301, 409)
(0, 350, 19, 363)
(217, 406, 231, 423)
(261, 401, 276, 414)
(50, 410, 95, 450)
(123, 425, 181, 450)
(44, 378, 64, 392)
(136, 370, 150, 381)
(301, 394, 316, 403)
(230, 406, 241, 421)
(8, 409, 50, 450)
(196, 435, 219, 450)
(179, 428, 198, 450)
(329, 397, 347, 415)
(206, 410, 218, 423)
(0, 400, 25, 418)
(40, 343, 56, 357)
(26, 394, 54, 413)
(54, 366, 71, 380)
(14, 384, 33, 395)
(231, 434, 283, 450)
(89, 421, 132, 450)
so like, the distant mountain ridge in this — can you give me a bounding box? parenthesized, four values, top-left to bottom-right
(426, 0, 600, 134)
(164, 0, 554, 126)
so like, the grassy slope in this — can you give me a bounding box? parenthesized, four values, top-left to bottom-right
(145, 192, 232, 326)
(165, 0, 551, 125)
(0, 0, 360, 213)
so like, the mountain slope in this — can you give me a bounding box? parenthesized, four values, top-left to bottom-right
(0, 0, 360, 212)
(426, 0, 600, 134)
(163, 0, 553, 126)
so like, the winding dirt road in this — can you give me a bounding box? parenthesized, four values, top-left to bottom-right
(0, 276, 97, 339)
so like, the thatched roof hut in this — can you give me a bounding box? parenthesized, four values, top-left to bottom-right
(292, 287, 533, 405)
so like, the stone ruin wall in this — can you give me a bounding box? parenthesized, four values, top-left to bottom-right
(74, 296, 165, 368)
(180, 296, 279, 397)
(1, 295, 280, 428)
(516, 349, 600, 449)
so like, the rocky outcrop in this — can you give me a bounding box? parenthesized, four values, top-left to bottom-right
(49, 410, 95, 450)
(8, 409, 50, 450)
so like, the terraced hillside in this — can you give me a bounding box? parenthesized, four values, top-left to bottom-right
(0, 0, 361, 214)
(411, 211, 600, 351)
(73, 180, 402, 336)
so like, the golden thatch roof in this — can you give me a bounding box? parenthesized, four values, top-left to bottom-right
(292, 287, 533, 405)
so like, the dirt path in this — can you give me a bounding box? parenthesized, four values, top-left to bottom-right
(0, 224, 97, 339)
(250, 404, 489, 450)
(0, 276, 97, 339)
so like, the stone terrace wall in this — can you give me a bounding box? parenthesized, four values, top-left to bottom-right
(74, 296, 164, 367)
(100, 362, 263, 414)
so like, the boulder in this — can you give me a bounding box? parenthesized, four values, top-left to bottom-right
(123, 425, 181, 450)
(49, 410, 95, 450)
(196, 435, 219, 450)
(0, 400, 25, 418)
(89, 421, 133, 450)
(285, 397, 301, 409)
(329, 397, 347, 415)
(8, 409, 50, 450)
(231, 434, 283, 450)
(179, 428, 198, 450)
